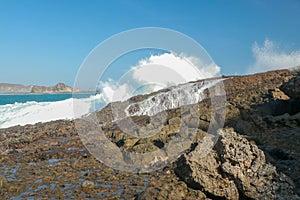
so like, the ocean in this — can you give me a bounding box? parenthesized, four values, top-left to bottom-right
(0, 78, 223, 129)
(0, 93, 89, 105)
(0, 93, 104, 129)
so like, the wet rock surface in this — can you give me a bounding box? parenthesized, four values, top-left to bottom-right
(0, 69, 300, 199)
(0, 129, 153, 199)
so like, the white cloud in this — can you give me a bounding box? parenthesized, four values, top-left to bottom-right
(249, 39, 300, 73)
(97, 52, 220, 104)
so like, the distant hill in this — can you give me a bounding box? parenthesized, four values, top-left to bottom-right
(0, 83, 31, 93)
(30, 83, 73, 93)
(0, 83, 79, 94)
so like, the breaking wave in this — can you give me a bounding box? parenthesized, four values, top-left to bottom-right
(1, 53, 221, 129)
(0, 79, 223, 129)
(0, 94, 105, 129)
(125, 80, 221, 117)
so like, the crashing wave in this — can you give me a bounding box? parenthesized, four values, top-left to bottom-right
(0, 78, 224, 129)
(0, 94, 105, 129)
(125, 79, 223, 117)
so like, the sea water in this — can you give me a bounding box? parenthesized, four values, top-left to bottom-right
(0, 79, 223, 129)
(0, 93, 102, 128)
(0, 93, 83, 105)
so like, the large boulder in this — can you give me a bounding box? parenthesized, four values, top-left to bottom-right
(175, 128, 298, 199)
(280, 73, 300, 99)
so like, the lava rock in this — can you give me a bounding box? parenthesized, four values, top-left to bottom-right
(175, 128, 298, 199)
(280, 73, 300, 99)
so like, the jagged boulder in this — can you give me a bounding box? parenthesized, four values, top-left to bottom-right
(175, 128, 298, 199)
(280, 73, 300, 99)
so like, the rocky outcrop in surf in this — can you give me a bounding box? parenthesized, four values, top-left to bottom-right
(0, 69, 299, 199)
(125, 80, 222, 117)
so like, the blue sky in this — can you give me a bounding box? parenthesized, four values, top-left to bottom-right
(1, 0, 300, 86)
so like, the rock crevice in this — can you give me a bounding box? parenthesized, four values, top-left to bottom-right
(175, 128, 298, 200)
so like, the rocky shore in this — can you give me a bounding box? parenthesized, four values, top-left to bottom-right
(0, 69, 299, 199)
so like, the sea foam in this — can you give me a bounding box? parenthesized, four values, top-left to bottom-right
(0, 95, 103, 129)
(0, 79, 224, 129)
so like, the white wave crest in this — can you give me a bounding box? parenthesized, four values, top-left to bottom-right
(1, 53, 221, 129)
(97, 53, 220, 104)
(249, 39, 300, 73)
(0, 95, 104, 129)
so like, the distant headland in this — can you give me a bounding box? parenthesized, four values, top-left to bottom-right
(0, 82, 81, 94)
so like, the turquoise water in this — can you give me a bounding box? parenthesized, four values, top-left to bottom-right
(0, 93, 99, 128)
(0, 93, 91, 105)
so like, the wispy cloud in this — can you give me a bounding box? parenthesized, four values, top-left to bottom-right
(248, 39, 300, 73)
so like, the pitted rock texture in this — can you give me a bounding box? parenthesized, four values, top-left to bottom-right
(280, 72, 300, 99)
(1, 69, 300, 199)
(175, 128, 298, 200)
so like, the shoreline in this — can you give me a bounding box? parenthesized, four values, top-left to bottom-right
(0, 92, 93, 95)
(0, 69, 299, 198)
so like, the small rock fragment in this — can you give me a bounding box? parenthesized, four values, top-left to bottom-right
(81, 180, 94, 189)
(0, 175, 8, 188)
